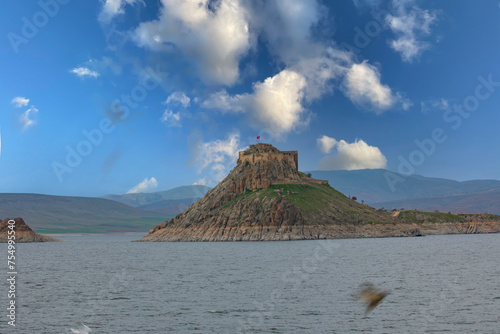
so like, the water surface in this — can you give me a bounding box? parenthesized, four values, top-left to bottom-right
(1, 233, 499, 333)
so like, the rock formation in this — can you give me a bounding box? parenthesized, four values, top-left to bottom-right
(0, 218, 59, 242)
(138, 144, 500, 242)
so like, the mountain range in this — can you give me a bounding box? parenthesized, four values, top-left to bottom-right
(102, 185, 210, 215)
(309, 169, 500, 214)
(0, 185, 210, 234)
(1, 170, 499, 234)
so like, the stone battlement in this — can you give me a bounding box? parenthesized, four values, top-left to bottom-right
(237, 144, 298, 170)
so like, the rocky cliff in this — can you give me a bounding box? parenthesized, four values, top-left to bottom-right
(138, 144, 500, 242)
(0, 218, 59, 242)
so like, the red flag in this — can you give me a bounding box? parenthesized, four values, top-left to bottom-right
(257, 136, 261, 139)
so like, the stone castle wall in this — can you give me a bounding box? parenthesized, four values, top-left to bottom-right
(237, 151, 298, 170)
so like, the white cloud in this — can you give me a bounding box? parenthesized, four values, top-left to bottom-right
(133, 0, 251, 85)
(99, 0, 144, 24)
(192, 132, 243, 183)
(165, 92, 190, 108)
(160, 109, 181, 127)
(126, 177, 158, 194)
(317, 135, 337, 154)
(420, 98, 449, 113)
(11, 97, 29, 107)
(251, 70, 308, 137)
(202, 89, 248, 113)
(203, 69, 309, 138)
(19, 106, 39, 131)
(70, 67, 100, 78)
(250, 0, 324, 63)
(318, 138, 387, 170)
(193, 178, 206, 186)
(160, 92, 191, 127)
(386, 0, 438, 62)
(343, 61, 410, 113)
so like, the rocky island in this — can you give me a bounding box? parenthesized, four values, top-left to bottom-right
(0, 218, 59, 242)
(139, 143, 500, 242)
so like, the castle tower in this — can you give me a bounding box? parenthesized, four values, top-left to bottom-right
(237, 143, 298, 170)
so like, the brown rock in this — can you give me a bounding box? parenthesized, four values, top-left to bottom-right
(0, 218, 59, 243)
(138, 144, 500, 242)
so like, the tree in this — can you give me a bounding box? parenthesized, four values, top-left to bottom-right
(352, 196, 357, 201)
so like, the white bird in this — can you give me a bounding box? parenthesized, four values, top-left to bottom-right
(70, 323, 92, 333)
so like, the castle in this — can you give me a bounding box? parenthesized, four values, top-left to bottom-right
(237, 143, 298, 170)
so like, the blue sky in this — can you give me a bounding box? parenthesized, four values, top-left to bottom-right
(1, 0, 499, 197)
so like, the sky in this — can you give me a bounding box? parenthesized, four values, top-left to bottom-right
(1, 0, 500, 197)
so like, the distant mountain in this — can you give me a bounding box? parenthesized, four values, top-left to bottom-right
(102, 185, 211, 214)
(0, 193, 167, 234)
(308, 169, 500, 214)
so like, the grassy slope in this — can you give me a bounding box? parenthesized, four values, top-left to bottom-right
(221, 182, 392, 225)
(216, 182, 500, 226)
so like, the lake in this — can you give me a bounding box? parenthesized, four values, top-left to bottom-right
(1, 233, 499, 333)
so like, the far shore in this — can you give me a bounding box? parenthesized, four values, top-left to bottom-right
(42, 231, 148, 237)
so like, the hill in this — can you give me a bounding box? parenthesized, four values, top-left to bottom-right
(308, 169, 500, 214)
(0, 193, 167, 234)
(139, 144, 500, 242)
(102, 185, 210, 214)
(0, 217, 59, 242)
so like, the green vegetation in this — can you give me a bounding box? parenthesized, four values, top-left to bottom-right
(257, 183, 347, 212)
(398, 210, 463, 224)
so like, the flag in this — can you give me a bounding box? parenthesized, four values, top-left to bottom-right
(257, 136, 260, 139)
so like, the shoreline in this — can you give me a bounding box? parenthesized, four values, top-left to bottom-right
(42, 231, 148, 237)
(137, 221, 500, 242)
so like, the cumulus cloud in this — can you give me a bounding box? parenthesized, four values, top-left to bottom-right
(202, 89, 248, 113)
(133, 0, 251, 85)
(203, 69, 308, 138)
(19, 106, 38, 131)
(165, 91, 190, 108)
(99, 0, 144, 24)
(317, 135, 337, 154)
(160, 109, 181, 127)
(70, 67, 100, 78)
(126, 177, 158, 194)
(134, 0, 410, 136)
(318, 138, 387, 170)
(11, 97, 29, 107)
(386, 0, 438, 62)
(343, 61, 410, 113)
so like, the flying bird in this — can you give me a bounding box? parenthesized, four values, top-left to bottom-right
(355, 282, 389, 314)
(70, 323, 92, 333)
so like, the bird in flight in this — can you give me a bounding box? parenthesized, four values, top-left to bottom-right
(355, 282, 389, 314)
